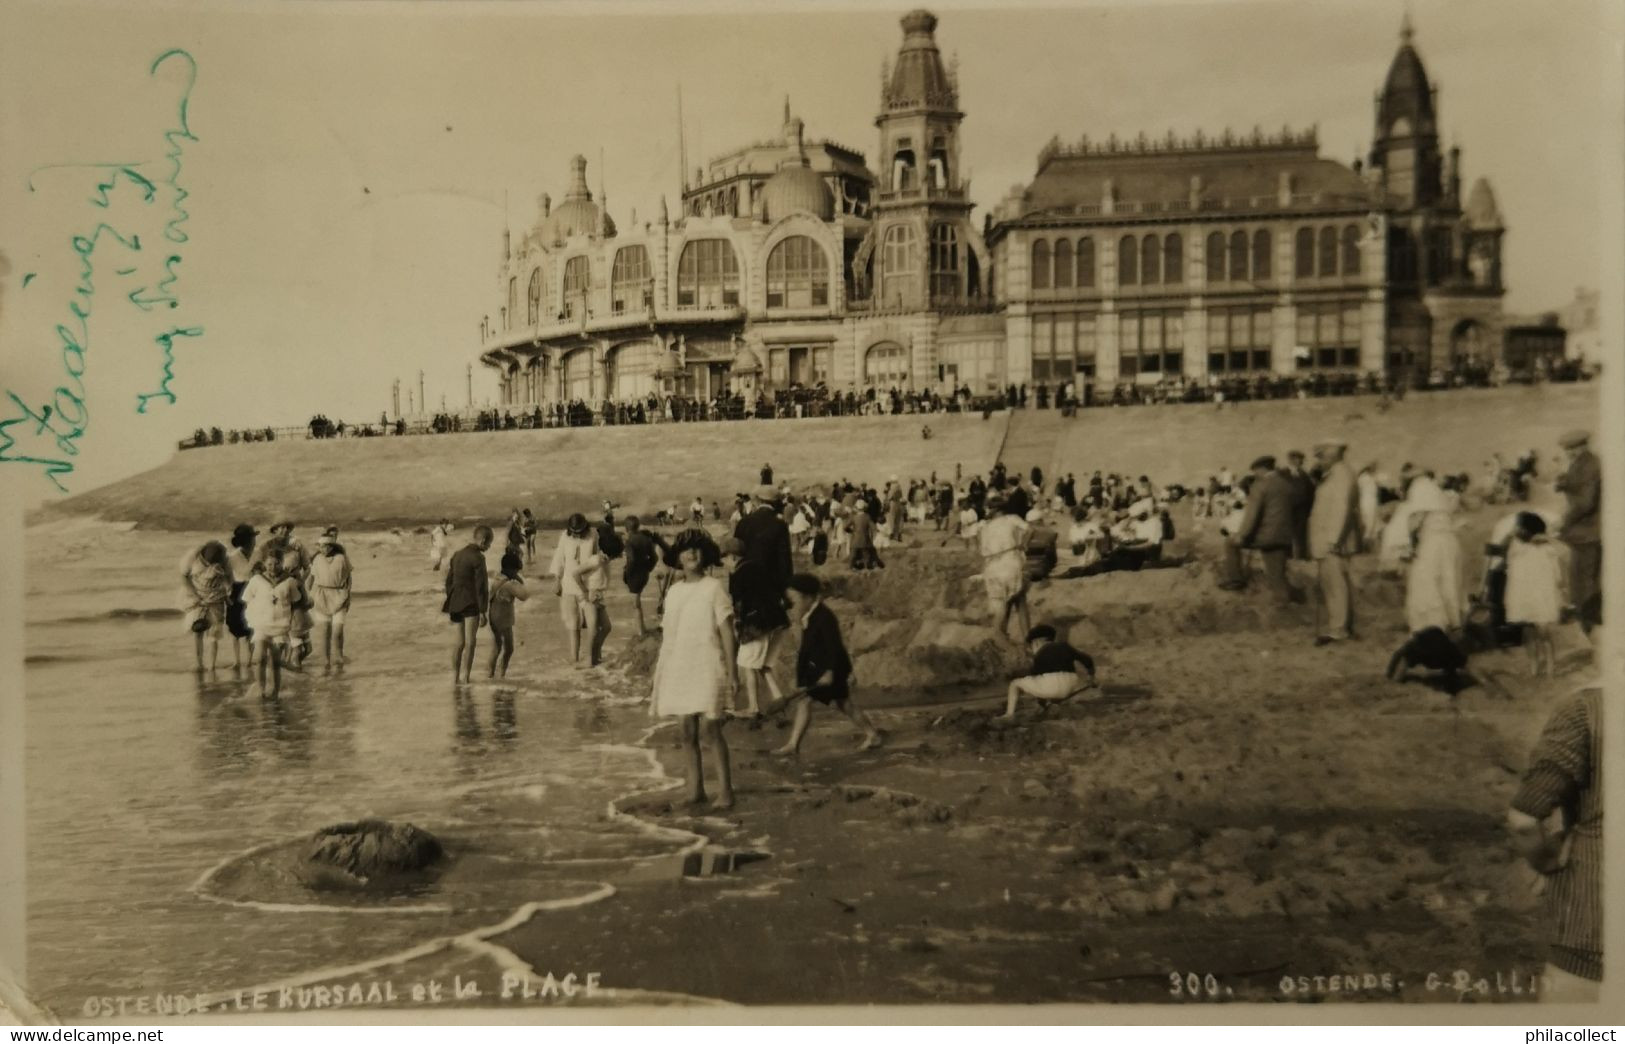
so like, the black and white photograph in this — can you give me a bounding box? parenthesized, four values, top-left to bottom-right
(0, 0, 1620, 1026)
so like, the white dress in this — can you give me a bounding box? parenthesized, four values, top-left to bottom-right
(1405, 511, 1465, 633)
(1505, 538, 1566, 626)
(650, 575, 734, 719)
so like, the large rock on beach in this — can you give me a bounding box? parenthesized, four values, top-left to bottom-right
(298, 819, 445, 891)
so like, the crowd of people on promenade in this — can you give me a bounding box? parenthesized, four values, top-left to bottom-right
(181, 356, 1596, 452)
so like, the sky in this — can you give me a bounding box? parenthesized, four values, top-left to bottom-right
(1, 0, 1621, 506)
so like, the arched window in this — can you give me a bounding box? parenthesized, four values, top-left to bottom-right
(1118, 235, 1138, 286)
(881, 224, 919, 303)
(1206, 233, 1225, 283)
(864, 340, 910, 389)
(766, 235, 830, 309)
(930, 224, 960, 299)
(1140, 233, 1160, 285)
(677, 239, 740, 309)
(562, 256, 590, 319)
(1052, 238, 1072, 289)
(1294, 228, 1314, 278)
(607, 340, 660, 400)
(1076, 237, 1095, 288)
(507, 277, 517, 330)
(1228, 230, 1248, 282)
(611, 246, 650, 315)
(1252, 230, 1272, 280)
(527, 268, 543, 325)
(892, 148, 917, 192)
(1163, 233, 1183, 285)
(562, 346, 594, 400)
(1318, 226, 1337, 277)
(1031, 239, 1051, 291)
(1342, 224, 1362, 276)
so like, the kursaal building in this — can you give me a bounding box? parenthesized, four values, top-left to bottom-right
(477, 10, 1506, 408)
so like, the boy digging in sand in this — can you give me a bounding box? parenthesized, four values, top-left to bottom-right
(998, 624, 1097, 719)
(772, 574, 883, 757)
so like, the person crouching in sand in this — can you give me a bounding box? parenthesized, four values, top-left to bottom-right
(999, 624, 1097, 719)
(649, 530, 737, 809)
(488, 551, 530, 679)
(773, 574, 883, 757)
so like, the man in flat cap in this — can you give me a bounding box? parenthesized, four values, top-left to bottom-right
(1218, 455, 1296, 601)
(1555, 429, 1602, 639)
(1308, 438, 1361, 645)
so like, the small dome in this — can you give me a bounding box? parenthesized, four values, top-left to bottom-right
(761, 166, 834, 222)
(759, 111, 834, 222)
(539, 155, 615, 243)
(730, 344, 763, 374)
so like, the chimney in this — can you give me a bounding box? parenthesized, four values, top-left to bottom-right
(1277, 171, 1295, 206)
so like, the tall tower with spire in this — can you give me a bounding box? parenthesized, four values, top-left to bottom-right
(1369, 14, 1445, 208)
(870, 9, 982, 311)
(1368, 15, 1503, 378)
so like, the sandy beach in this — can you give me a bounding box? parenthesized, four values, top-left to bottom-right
(485, 499, 1581, 1005)
(26, 382, 1598, 1009)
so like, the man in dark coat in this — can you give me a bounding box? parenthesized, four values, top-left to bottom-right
(734, 485, 794, 593)
(1219, 456, 1296, 600)
(1555, 429, 1602, 638)
(1282, 450, 1316, 560)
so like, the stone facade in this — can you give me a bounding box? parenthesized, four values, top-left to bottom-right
(475, 10, 1506, 406)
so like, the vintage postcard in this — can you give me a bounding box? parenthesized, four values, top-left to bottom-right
(1, 0, 1621, 1027)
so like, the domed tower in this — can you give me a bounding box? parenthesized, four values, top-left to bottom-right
(539, 155, 616, 245)
(870, 9, 981, 310)
(1369, 15, 1443, 209)
(760, 113, 835, 222)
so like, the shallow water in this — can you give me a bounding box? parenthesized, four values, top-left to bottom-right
(23, 521, 687, 1017)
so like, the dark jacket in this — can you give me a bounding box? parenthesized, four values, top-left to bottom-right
(734, 506, 793, 592)
(729, 558, 790, 639)
(1558, 449, 1602, 545)
(1236, 471, 1296, 550)
(442, 544, 489, 615)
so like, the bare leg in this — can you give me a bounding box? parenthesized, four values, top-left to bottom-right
(458, 617, 480, 682)
(333, 621, 346, 663)
(681, 715, 706, 803)
(741, 670, 761, 715)
(773, 697, 812, 756)
(837, 697, 883, 749)
(561, 596, 582, 663)
(633, 592, 646, 636)
(759, 667, 785, 713)
(1523, 624, 1538, 676)
(1014, 595, 1032, 642)
(207, 630, 220, 671)
(590, 605, 611, 665)
(487, 629, 501, 678)
(193, 630, 205, 670)
(268, 643, 283, 698)
(1000, 678, 1026, 718)
(704, 719, 734, 809)
(317, 618, 333, 667)
(452, 620, 467, 681)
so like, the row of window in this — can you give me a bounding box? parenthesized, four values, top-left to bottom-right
(506, 235, 843, 328)
(1027, 302, 1365, 381)
(1027, 224, 1367, 293)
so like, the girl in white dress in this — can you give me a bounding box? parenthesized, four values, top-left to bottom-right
(649, 531, 738, 809)
(1403, 475, 1465, 634)
(1504, 512, 1568, 677)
